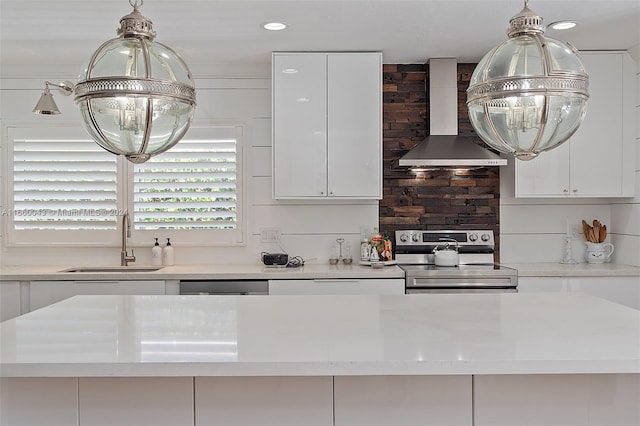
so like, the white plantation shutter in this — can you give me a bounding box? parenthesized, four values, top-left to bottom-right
(5, 124, 244, 246)
(9, 127, 118, 235)
(132, 127, 239, 230)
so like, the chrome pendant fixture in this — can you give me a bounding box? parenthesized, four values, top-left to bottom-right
(34, 0, 196, 163)
(466, 0, 589, 161)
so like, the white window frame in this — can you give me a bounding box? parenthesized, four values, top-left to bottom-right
(2, 121, 246, 248)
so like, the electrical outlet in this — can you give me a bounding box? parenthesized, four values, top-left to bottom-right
(260, 227, 281, 243)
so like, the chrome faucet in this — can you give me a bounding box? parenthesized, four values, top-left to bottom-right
(121, 212, 136, 266)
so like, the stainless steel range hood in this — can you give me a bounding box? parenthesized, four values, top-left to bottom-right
(399, 58, 507, 168)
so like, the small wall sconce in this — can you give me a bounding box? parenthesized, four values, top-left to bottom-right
(32, 81, 75, 115)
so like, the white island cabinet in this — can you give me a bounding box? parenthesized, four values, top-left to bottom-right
(515, 51, 635, 198)
(334, 376, 472, 425)
(272, 52, 382, 199)
(1, 293, 639, 426)
(474, 374, 640, 426)
(195, 377, 334, 426)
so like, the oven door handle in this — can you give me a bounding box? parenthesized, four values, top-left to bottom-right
(408, 277, 516, 288)
(406, 288, 518, 294)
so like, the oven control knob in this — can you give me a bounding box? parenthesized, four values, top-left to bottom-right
(412, 233, 420, 242)
(399, 233, 409, 243)
(481, 233, 491, 242)
(468, 233, 478, 242)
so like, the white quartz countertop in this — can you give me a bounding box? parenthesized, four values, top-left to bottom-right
(2, 262, 638, 282)
(1, 293, 638, 377)
(504, 262, 640, 277)
(0, 263, 404, 281)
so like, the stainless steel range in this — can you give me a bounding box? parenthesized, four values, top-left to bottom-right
(395, 230, 517, 294)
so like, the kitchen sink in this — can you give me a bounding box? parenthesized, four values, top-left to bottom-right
(59, 266, 164, 273)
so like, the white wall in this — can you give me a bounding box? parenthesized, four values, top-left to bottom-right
(0, 71, 377, 267)
(3, 51, 639, 268)
(610, 45, 640, 267)
(500, 48, 640, 266)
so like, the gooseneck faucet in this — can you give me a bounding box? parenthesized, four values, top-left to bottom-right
(121, 212, 136, 266)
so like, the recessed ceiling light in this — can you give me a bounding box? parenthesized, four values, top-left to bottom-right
(263, 22, 287, 31)
(548, 21, 577, 30)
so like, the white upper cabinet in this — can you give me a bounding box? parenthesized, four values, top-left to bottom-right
(515, 51, 636, 198)
(273, 53, 328, 198)
(272, 52, 382, 199)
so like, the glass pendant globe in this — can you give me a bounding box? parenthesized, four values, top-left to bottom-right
(74, 0, 196, 163)
(466, 1, 588, 161)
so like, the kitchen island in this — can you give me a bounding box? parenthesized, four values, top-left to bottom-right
(1, 293, 639, 425)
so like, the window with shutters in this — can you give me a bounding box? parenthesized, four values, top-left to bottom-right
(127, 125, 244, 245)
(3, 124, 244, 246)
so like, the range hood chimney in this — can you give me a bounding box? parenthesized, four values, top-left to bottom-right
(399, 58, 507, 168)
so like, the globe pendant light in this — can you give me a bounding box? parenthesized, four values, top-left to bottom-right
(73, 0, 196, 163)
(466, 0, 589, 161)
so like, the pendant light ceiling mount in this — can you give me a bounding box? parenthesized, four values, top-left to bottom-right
(466, 0, 589, 161)
(33, 0, 196, 164)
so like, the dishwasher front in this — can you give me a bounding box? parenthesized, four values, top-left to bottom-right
(179, 280, 268, 295)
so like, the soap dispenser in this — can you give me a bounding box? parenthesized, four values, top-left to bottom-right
(162, 238, 174, 266)
(151, 238, 162, 266)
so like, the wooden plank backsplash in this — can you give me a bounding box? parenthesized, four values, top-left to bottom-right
(380, 63, 501, 261)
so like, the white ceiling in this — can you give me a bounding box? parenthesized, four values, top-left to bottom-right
(1, 0, 639, 75)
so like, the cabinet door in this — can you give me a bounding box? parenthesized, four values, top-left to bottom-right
(1, 378, 78, 426)
(568, 53, 624, 196)
(574, 277, 640, 310)
(515, 142, 570, 196)
(514, 51, 633, 198)
(269, 279, 404, 295)
(0, 281, 21, 321)
(29, 280, 166, 311)
(517, 276, 640, 310)
(334, 376, 472, 426)
(327, 53, 382, 198)
(195, 377, 333, 426)
(273, 53, 328, 198)
(474, 374, 640, 426)
(79, 377, 194, 426)
(516, 277, 566, 293)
